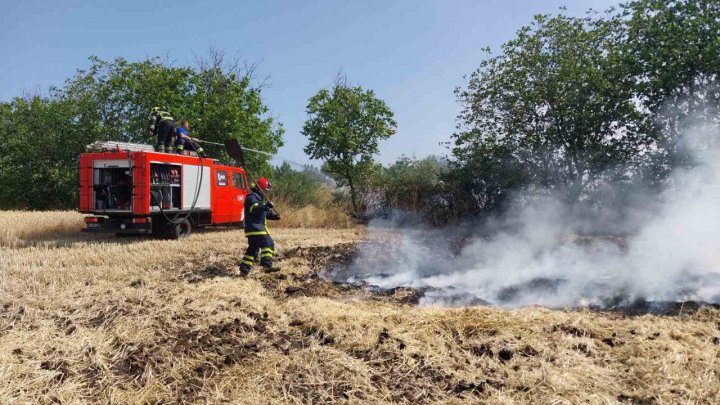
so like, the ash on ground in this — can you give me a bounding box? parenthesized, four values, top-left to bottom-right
(321, 229, 720, 314)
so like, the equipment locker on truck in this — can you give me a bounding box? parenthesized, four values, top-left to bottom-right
(79, 141, 249, 239)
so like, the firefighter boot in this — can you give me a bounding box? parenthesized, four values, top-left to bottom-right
(239, 264, 251, 276)
(156, 144, 165, 153)
(262, 264, 281, 273)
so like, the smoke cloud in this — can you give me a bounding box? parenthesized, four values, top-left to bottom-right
(335, 120, 720, 308)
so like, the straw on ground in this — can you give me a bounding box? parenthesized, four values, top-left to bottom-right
(0, 211, 718, 404)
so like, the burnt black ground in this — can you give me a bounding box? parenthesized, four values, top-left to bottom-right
(316, 240, 720, 316)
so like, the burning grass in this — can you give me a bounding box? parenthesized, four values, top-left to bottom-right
(1, 211, 719, 404)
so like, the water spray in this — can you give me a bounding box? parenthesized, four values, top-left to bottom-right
(195, 137, 310, 170)
(195, 138, 273, 157)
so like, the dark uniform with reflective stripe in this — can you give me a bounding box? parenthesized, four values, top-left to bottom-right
(239, 189, 279, 273)
(148, 110, 175, 152)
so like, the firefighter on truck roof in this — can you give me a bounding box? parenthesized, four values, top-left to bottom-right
(175, 120, 204, 155)
(148, 107, 176, 153)
(240, 177, 282, 275)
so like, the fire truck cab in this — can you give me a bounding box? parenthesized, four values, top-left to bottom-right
(79, 142, 250, 238)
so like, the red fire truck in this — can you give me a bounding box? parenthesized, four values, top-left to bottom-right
(79, 141, 250, 238)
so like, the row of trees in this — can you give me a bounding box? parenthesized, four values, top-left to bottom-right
(299, 0, 720, 221)
(1, 0, 717, 219)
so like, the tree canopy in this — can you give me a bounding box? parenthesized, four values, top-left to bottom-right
(454, 13, 650, 205)
(302, 78, 396, 213)
(451, 0, 720, 215)
(623, 0, 720, 176)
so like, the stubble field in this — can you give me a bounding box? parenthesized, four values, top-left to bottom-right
(1, 211, 718, 404)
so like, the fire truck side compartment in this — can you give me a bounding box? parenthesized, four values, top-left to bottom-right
(150, 163, 183, 211)
(92, 166, 133, 211)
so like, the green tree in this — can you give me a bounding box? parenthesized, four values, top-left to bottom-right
(302, 78, 396, 213)
(622, 0, 720, 178)
(0, 96, 92, 209)
(454, 13, 651, 204)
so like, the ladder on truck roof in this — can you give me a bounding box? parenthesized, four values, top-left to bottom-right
(86, 140, 207, 158)
(86, 141, 155, 153)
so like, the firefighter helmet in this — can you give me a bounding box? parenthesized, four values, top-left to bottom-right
(257, 177, 272, 190)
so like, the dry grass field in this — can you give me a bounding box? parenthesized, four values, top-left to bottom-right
(1, 211, 719, 404)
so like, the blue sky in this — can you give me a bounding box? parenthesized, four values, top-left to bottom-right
(0, 0, 620, 166)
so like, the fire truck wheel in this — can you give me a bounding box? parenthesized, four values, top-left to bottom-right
(169, 219, 192, 239)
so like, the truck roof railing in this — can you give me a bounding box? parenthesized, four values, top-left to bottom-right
(86, 141, 156, 152)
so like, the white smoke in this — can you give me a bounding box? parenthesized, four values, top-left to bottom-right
(339, 120, 720, 308)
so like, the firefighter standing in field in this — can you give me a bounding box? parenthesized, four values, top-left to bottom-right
(175, 120, 205, 155)
(240, 177, 282, 275)
(148, 107, 176, 153)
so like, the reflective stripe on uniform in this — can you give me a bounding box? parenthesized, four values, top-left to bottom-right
(241, 259, 253, 266)
(260, 253, 273, 258)
(244, 231, 268, 236)
(243, 255, 255, 260)
(249, 202, 260, 213)
(261, 248, 273, 253)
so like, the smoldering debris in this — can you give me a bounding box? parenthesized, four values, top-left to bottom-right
(332, 203, 720, 309)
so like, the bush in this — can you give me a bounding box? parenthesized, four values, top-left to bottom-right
(267, 162, 354, 228)
(270, 162, 327, 208)
(382, 156, 444, 211)
(356, 156, 468, 225)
